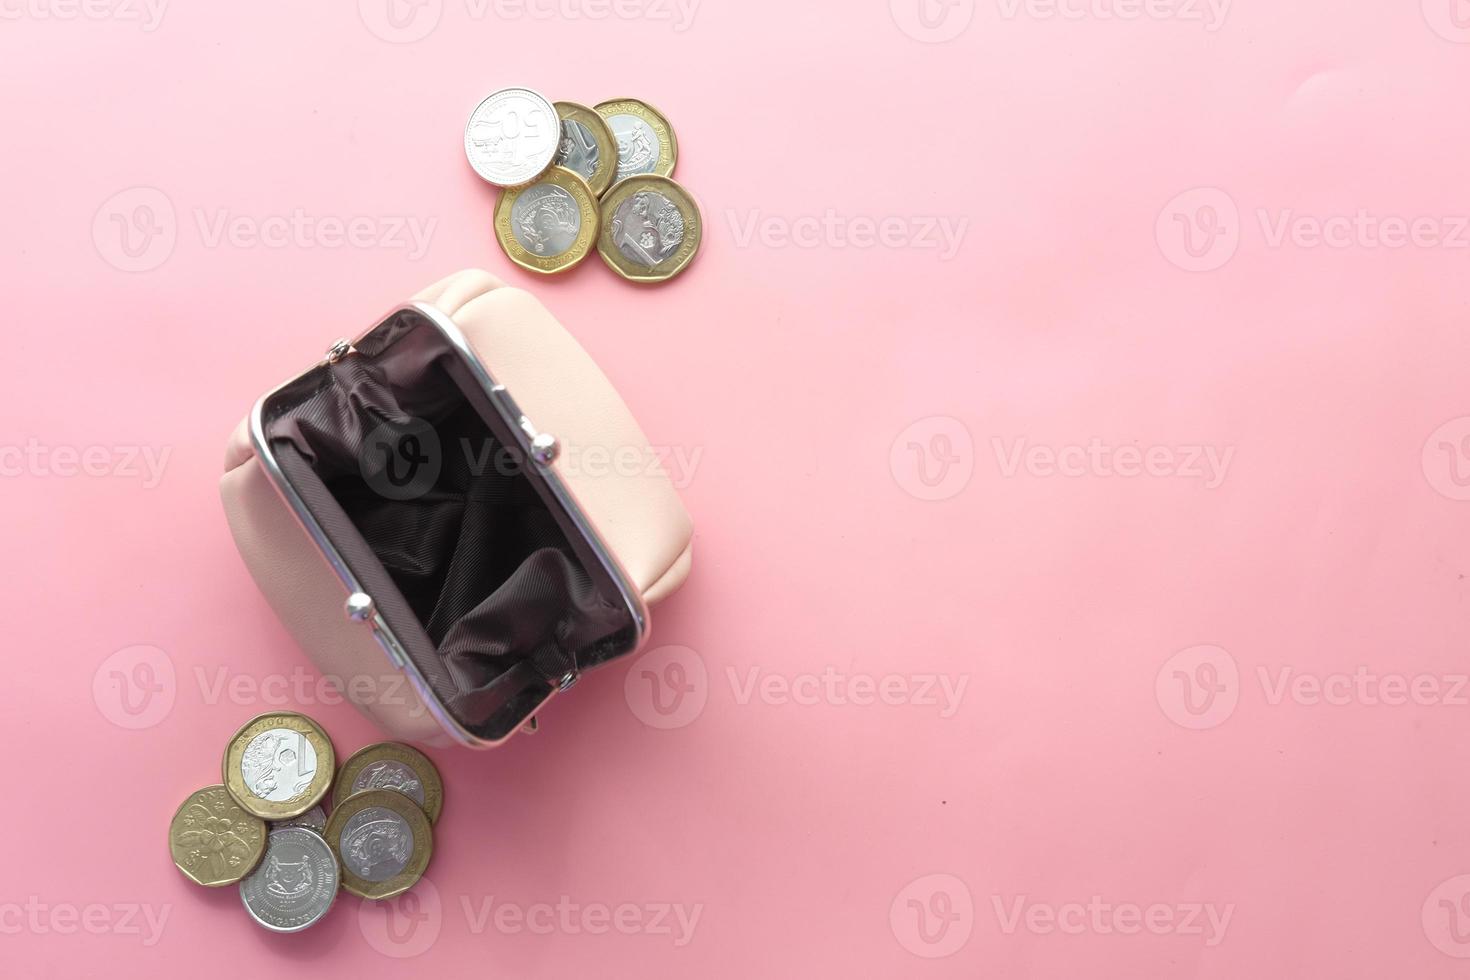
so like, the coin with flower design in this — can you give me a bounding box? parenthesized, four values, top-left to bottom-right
(169, 784, 268, 886)
(223, 712, 336, 820)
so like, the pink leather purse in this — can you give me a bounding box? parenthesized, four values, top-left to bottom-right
(220, 269, 693, 747)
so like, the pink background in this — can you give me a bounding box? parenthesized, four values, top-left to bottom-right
(5, 0, 1470, 976)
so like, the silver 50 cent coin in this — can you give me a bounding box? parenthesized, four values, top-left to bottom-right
(464, 87, 561, 188)
(239, 827, 340, 933)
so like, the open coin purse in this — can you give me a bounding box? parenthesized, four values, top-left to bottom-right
(221, 269, 694, 748)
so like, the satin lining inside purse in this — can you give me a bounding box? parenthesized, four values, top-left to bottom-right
(258, 312, 639, 741)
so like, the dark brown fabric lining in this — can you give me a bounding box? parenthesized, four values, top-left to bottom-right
(264, 320, 635, 738)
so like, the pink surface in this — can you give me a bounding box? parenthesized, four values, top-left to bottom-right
(3, 2, 1470, 977)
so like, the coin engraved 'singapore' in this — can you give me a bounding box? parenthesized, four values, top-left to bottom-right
(239, 827, 339, 933)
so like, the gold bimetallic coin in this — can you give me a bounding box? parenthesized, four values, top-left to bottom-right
(168, 784, 268, 887)
(593, 98, 678, 182)
(597, 175, 703, 284)
(494, 165, 601, 275)
(334, 742, 444, 825)
(324, 789, 433, 900)
(552, 101, 619, 198)
(222, 712, 336, 821)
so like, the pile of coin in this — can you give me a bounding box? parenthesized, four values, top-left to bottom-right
(465, 86, 702, 284)
(167, 712, 442, 933)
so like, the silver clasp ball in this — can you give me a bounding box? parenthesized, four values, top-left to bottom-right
(531, 432, 559, 464)
(344, 592, 375, 622)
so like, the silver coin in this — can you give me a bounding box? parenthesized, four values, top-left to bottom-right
(272, 804, 327, 834)
(610, 189, 687, 268)
(239, 728, 318, 803)
(239, 827, 339, 933)
(338, 805, 415, 882)
(605, 113, 660, 181)
(464, 87, 560, 187)
(509, 183, 583, 258)
(554, 117, 601, 185)
(350, 760, 426, 809)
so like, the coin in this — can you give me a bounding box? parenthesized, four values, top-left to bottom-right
(334, 742, 444, 824)
(272, 804, 327, 834)
(324, 789, 434, 900)
(239, 826, 340, 933)
(465, 87, 561, 188)
(168, 785, 268, 887)
(493, 165, 601, 275)
(594, 98, 678, 182)
(597, 175, 702, 284)
(222, 712, 335, 820)
(552, 101, 618, 198)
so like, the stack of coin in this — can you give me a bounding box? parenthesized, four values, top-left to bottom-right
(465, 86, 703, 285)
(167, 711, 443, 934)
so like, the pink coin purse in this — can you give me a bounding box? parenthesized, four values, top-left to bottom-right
(220, 269, 694, 747)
